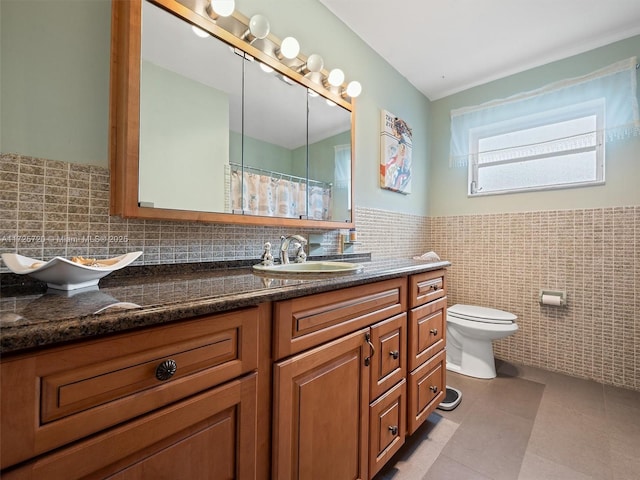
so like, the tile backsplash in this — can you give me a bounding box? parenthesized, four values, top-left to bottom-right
(0, 154, 346, 265)
(1, 153, 638, 391)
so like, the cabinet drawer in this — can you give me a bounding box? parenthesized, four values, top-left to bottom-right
(407, 349, 446, 435)
(369, 379, 406, 479)
(408, 297, 447, 371)
(369, 313, 406, 401)
(274, 278, 406, 359)
(1, 308, 259, 469)
(410, 270, 446, 308)
(3, 373, 257, 480)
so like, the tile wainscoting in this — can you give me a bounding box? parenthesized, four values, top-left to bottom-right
(2, 154, 638, 391)
(429, 208, 639, 391)
(354, 206, 431, 260)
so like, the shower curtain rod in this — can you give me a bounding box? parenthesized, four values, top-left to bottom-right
(229, 163, 332, 188)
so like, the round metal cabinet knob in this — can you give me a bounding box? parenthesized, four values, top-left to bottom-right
(155, 359, 178, 381)
(388, 425, 398, 436)
(390, 350, 400, 360)
(430, 385, 438, 393)
(430, 328, 438, 335)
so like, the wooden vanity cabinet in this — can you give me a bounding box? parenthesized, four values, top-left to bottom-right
(272, 278, 409, 480)
(407, 270, 447, 434)
(1, 268, 447, 479)
(0, 307, 264, 479)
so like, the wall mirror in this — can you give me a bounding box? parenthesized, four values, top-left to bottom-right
(110, 0, 355, 227)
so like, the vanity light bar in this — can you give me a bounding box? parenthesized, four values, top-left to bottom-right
(197, 0, 361, 100)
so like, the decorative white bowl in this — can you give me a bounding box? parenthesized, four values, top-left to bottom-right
(1, 252, 143, 290)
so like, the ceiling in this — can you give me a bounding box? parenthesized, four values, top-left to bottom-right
(318, 0, 640, 101)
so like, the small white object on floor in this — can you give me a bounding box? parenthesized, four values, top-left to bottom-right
(413, 251, 441, 262)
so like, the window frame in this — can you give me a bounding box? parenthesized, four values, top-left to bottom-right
(467, 99, 606, 197)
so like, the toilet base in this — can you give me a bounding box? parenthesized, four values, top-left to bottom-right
(446, 361, 496, 379)
(446, 340, 498, 379)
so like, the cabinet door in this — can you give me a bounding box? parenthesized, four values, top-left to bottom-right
(2, 373, 257, 480)
(369, 313, 406, 401)
(369, 379, 406, 478)
(273, 328, 371, 480)
(407, 350, 446, 435)
(410, 270, 446, 308)
(408, 297, 446, 371)
(274, 278, 406, 360)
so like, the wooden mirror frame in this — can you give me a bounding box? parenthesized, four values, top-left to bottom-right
(109, 0, 355, 228)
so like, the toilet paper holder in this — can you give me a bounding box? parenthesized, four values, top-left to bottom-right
(539, 289, 566, 306)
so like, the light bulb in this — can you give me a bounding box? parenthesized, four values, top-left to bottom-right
(248, 14, 270, 40)
(327, 68, 345, 87)
(279, 37, 300, 60)
(346, 80, 362, 98)
(259, 62, 274, 73)
(191, 25, 209, 38)
(209, 0, 234, 17)
(325, 99, 336, 107)
(306, 54, 324, 73)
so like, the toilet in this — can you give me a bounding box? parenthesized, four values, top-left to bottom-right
(446, 304, 518, 379)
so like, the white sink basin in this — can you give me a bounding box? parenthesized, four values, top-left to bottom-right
(252, 261, 363, 274)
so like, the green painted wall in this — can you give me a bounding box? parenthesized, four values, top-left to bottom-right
(139, 61, 228, 212)
(429, 35, 640, 216)
(0, 0, 111, 165)
(240, 135, 296, 175)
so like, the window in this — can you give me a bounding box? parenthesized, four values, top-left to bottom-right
(334, 144, 351, 209)
(468, 100, 605, 195)
(449, 57, 639, 197)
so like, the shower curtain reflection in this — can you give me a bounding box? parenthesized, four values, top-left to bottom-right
(229, 164, 332, 220)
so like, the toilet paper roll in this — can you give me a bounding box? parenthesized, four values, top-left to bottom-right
(541, 294, 562, 306)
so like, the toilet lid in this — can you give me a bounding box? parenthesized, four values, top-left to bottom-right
(448, 304, 517, 324)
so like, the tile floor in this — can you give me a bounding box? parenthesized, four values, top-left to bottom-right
(374, 360, 640, 480)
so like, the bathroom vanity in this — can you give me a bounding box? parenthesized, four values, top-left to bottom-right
(0, 260, 448, 479)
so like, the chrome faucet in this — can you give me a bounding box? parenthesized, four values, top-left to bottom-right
(279, 235, 307, 264)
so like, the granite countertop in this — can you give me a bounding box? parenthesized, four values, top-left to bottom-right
(0, 257, 450, 355)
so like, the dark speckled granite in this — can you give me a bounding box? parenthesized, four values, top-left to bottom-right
(0, 258, 450, 354)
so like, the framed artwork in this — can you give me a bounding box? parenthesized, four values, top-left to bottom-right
(380, 109, 412, 194)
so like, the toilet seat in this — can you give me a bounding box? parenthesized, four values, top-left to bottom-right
(447, 304, 516, 325)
